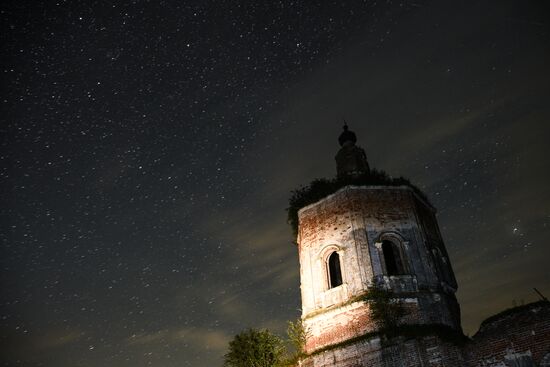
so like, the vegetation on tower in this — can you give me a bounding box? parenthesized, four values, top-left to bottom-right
(287, 169, 429, 235)
(363, 286, 406, 334)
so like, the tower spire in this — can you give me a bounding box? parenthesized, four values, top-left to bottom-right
(335, 122, 369, 178)
(338, 120, 357, 147)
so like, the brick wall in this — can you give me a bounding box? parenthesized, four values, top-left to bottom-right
(466, 301, 550, 366)
(293, 185, 548, 367)
(304, 301, 376, 353)
(300, 334, 465, 367)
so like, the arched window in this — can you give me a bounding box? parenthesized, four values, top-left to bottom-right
(382, 240, 405, 275)
(327, 252, 343, 288)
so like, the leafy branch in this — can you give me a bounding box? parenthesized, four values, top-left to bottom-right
(363, 286, 406, 335)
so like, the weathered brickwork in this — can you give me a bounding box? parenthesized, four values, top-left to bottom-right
(465, 301, 550, 366)
(294, 184, 549, 366)
(297, 186, 459, 305)
(304, 301, 375, 353)
(300, 335, 466, 367)
(297, 186, 461, 341)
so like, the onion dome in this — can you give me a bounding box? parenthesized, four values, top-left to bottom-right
(338, 123, 357, 146)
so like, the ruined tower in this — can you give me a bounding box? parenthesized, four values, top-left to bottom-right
(296, 125, 464, 366)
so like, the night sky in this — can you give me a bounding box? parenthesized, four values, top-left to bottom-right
(2, 1, 550, 366)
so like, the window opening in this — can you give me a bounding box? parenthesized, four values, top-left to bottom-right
(382, 240, 405, 275)
(328, 252, 343, 288)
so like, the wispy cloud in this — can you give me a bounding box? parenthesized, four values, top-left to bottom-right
(36, 329, 84, 349)
(126, 327, 231, 353)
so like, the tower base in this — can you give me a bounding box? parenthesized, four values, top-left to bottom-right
(299, 333, 466, 367)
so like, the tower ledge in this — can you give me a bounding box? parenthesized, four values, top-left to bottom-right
(297, 184, 435, 217)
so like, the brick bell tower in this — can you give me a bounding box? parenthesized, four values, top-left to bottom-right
(296, 124, 463, 366)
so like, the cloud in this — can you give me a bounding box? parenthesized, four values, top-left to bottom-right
(0, 328, 85, 366)
(126, 327, 231, 354)
(37, 330, 84, 349)
(126, 329, 171, 346)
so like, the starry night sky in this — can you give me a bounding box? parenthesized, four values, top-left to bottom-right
(2, 1, 550, 366)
